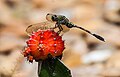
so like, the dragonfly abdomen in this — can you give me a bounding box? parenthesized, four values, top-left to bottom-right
(66, 22, 75, 28)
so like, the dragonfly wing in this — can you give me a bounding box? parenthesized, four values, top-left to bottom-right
(61, 25, 70, 32)
(26, 21, 55, 35)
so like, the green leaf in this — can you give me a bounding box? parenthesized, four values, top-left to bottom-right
(38, 58, 72, 77)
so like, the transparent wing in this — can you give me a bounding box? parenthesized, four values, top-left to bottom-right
(26, 21, 55, 35)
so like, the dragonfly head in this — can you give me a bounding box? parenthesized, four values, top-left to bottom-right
(46, 13, 58, 22)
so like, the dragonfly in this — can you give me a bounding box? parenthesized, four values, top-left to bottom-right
(26, 13, 105, 42)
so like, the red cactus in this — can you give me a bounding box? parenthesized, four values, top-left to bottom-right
(23, 29, 65, 62)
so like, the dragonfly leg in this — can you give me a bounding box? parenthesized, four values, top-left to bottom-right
(57, 24, 63, 34)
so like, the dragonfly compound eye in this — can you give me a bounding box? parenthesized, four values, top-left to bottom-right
(52, 15, 57, 21)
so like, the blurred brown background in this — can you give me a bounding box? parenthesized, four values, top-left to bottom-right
(0, 0, 120, 77)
